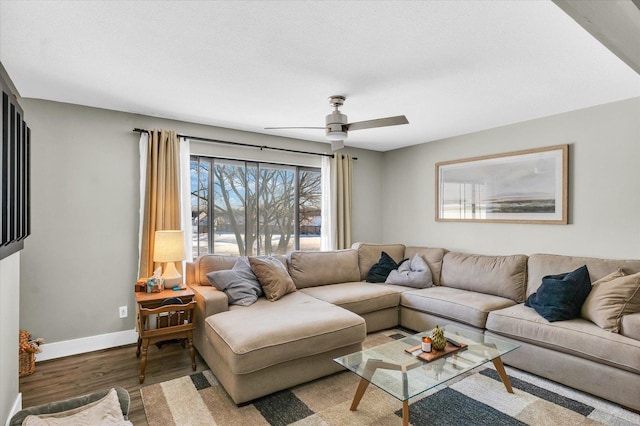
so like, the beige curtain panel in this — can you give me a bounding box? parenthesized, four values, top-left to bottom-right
(139, 129, 182, 279)
(332, 154, 353, 250)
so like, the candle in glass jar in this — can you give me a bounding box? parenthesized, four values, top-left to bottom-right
(421, 336, 432, 353)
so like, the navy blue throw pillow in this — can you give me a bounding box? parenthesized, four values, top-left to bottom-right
(366, 251, 405, 283)
(525, 265, 592, 322)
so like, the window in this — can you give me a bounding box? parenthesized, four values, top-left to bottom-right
(190, 156, 321, 258)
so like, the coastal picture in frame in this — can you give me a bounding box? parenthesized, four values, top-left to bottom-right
(436, 145, 568, 224)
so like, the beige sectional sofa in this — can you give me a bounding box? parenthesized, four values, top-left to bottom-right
(185, 243, 640, 411)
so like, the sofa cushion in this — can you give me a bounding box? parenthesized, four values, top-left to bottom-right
(300, 282, 406, 315)
(206, 257, 263, 306)
(486, 304, 640, 374)
(404, 247, 446, 286)
(401, 286, 517, 329)
(352, 242, 406, 281)
(386, 253, 433, 288)
(524, 265, 592, 322)
(249, 256, 297, 302)
(581, 271, 640, 332)
(527, 253, 640, 297)
(440, 252, 528, 302)
(204, 292, 365, 375)
(287, 249, 360, 289)
(366, 251, 405, 283)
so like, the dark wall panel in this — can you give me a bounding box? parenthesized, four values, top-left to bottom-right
(0, 75, 30, 259)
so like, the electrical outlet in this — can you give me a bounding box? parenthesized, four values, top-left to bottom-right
(119, 306, 128, 318)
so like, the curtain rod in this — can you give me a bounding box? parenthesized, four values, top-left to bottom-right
(132, 128, 358, 160)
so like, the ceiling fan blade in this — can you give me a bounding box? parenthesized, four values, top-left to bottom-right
(345, 115, 409, 132)
(264, 126, 325, 130)
(331, 140, 345, 151)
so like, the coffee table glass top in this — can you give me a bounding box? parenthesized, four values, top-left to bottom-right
(334, 325, 519, 401)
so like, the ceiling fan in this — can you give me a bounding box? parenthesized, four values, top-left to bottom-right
(265, 95, 409, 151)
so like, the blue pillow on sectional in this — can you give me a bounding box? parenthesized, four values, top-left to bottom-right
(525, 265, 592, 322)
(207, 257, 264, 306)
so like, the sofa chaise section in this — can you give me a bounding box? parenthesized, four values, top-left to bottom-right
(187, 250, 384, 404)
(204, 291, 365, 403)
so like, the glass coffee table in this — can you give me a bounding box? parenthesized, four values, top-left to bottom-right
(334, 325, 520, 426)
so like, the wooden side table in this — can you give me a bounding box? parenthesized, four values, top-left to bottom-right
(135, 288, 196, 383)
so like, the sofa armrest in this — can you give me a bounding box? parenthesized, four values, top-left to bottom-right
(190, 284, 229, 319)
(620, 313, 640, 341)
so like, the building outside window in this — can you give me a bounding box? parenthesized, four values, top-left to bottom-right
(190, 156, 321, 258)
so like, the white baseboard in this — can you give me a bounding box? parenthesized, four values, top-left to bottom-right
(5, 393, 22, 426)
(36, 329, 138, 362)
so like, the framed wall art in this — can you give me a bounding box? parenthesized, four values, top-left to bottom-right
(436, 145, 568, 224)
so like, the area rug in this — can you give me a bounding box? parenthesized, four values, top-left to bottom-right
(141, 331, 640, 425)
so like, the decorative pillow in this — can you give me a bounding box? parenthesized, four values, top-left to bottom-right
(589, 268, 626, 285)
(23, 388, 131, 426)
(385, 254, 433, 288)
(366, 251, 406, 283)
(524, 265, 592, 322)
(248, 256, 297, 301)
(206, 257, 263, 306)
(581, 270, 640, 332)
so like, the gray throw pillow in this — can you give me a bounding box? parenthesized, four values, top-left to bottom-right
(385, 254, 433, 288)
(207, 257, 263, 306)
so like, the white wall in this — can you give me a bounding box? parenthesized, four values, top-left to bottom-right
(382, 97, 640, 258)
(18, 99, 384, 347)
(1, 253, 21, 424)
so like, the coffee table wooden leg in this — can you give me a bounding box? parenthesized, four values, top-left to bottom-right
(350, 378, 371, 411)
(491, 356, 514, 393)
(402, 400, 409, 426)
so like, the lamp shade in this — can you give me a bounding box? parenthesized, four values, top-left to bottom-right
(153, 230, 185, 262)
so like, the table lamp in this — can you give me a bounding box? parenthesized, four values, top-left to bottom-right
(153, 230, 185, 288)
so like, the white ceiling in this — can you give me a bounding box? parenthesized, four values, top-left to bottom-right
(1, 1, 639, 152)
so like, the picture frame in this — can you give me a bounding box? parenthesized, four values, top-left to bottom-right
(436, 145, 568, 224)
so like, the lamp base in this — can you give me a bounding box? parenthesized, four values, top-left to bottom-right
(162, 262, 183, 288)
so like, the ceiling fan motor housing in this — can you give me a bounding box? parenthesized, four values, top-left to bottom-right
(326, 111, 348, 140)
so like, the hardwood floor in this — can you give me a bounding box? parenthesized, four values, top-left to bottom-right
(19, 341, 208, 425)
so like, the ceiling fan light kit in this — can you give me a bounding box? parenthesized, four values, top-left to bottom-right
(265, 95, 409, 151)
(325, 121, 348, 141)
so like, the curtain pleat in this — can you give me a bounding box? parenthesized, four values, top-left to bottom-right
(138, 130, 182, 279)
(332, 154, 353, 250)
(320, 156, 334, 251)
(179, 137, 193, 263)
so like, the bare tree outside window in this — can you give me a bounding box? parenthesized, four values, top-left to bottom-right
(191, 157, 321, 258)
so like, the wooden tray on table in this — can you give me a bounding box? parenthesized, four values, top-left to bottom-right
(404, 341, 467, 362)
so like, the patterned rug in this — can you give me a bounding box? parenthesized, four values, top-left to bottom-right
(140, 330, 640, 426)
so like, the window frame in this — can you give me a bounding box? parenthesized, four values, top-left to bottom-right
(190, 155, 321, 257)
